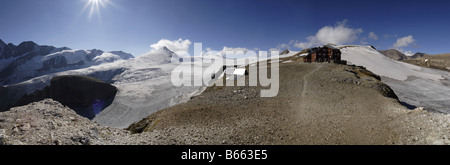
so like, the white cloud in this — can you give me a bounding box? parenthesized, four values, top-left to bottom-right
(295, 20, 363, 49)
(150, 38, 192, 52)
(368, 32, 378, 40)
(389, 35, 417, 57)
(393, 35, 415, 48)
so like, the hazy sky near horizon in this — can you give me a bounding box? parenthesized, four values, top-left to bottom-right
(0, 0, 449, 56)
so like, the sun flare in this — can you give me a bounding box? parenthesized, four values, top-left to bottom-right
(82, 0, 112, 21)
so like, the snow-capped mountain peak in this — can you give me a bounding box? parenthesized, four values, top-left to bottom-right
(0, 39, 135, 86)
(137, 46, 181, 64)
(161, 46, 174, 54)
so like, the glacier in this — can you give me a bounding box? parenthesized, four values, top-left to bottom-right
(339, 45, 450, 114)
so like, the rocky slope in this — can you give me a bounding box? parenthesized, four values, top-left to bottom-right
(402, 53, 450, 71)
(0, 99, 139, 145)
(379, 49, 409, 61)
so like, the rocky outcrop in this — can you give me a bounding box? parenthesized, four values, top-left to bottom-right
(342, 65, 397, 99)
(0, 99, 139, 145)
(280, 49, 290, 55)
(15, 75, 118, 119)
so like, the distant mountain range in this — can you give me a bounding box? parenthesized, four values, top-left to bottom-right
(378, 49, 431, 61)
(0, 39, 210, 128)
(0, 39, 134, 86)
(378, 49, 450, 71)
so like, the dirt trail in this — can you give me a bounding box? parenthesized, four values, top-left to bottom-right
(301, 64, 322, 97)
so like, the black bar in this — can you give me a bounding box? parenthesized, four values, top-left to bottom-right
(1, 145, 449, 163)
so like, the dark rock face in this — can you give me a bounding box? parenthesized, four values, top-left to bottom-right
(0, 39, 6, 56)
(85, 49, 104, 61)
(411, 52, 429, 59)
(49, 75, 117, 119)
(38, 56, 68, 72)
(280, 49, 290, 55)
(13, 41, 38, 58)
(0, 40, 68, 81)
(50, 75, 116, 108)
(0, 43, 15, 59)
(38, 45, 57, 56)
(14, 75, 118, 119)
(0, 87, 13, 112)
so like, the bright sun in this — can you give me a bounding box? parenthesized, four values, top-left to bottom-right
(82, 0, 112, 21)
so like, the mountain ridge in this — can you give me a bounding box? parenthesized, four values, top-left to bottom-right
(0, 39, 134, 86)
(378, 49, 408, 61)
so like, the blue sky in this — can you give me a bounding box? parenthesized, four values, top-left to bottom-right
(0, 0, 449, 56)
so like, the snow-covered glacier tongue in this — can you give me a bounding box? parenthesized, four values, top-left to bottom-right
(339, 45, 450, 113)
(0, 42, 219, 128)
(92, 47, 224, 128)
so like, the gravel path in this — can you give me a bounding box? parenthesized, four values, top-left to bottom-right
(301, 64, 322, 97)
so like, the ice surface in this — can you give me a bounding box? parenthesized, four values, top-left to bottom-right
(340, 45, 450, 113)
(340, 46, 443, 81)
